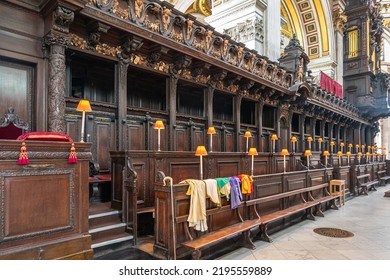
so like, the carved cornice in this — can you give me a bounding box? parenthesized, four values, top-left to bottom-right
(81, 0, 293, 92)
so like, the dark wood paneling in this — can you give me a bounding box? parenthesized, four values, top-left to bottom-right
(126, 122, 145, 150)
(0, 140, 92, 259)
(3, 173, 71, 238)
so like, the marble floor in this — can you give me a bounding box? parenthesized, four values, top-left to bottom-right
(217, 184, 390, 260)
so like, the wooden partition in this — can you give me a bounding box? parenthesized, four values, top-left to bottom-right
(0, 140, 92, 259)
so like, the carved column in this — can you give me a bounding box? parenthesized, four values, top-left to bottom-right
(117, 35, 143, 150)
(257, 98, 264, 152)
(116, 60, 129, 150)
(299, 114, 306, 153)
(168, 74, 178, 151)
(43, 6, 74, 133)
(206, 85, 215, 129)
(234, 93, 243, 152)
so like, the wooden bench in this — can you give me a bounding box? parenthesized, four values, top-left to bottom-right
(376, 170, 390, 186)
(356, 173, 379, 195)
(180, 204, 261, 260)
(246, 183, 338, 243)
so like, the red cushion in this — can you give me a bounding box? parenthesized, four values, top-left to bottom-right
(17, 131, 73, 142)
(96, 174, 112, 181)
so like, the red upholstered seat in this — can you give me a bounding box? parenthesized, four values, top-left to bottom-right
(17, 131, 73, 142)
(0, 107, 29, 140)
(0, 122, 23, 140)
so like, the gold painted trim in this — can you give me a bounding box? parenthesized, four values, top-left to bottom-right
(313, 0, 329, 54)
(284, 0, 305, 47)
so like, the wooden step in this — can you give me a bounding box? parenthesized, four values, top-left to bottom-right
(92, 233, 134, 258)
(90, 222, 127, 241)
(89, 209, 121, 228)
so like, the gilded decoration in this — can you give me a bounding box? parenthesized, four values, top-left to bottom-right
(83, 0, 295, 91)
(113, 0, 130, 19)
(70, 33, 120, 57)
(333, 8, 347, 32)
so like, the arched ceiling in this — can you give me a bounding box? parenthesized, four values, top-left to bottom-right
(282, 0, 330, 60)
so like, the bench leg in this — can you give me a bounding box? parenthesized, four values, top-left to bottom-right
(304, 208, 315, 221)
(329, 199, 339, 210)
(191, 249, 201, 260)
(314, 204, 325, 217)
(369, 184, 377, 191)
(241, 230, 256, 250)
(258, 224, 272, 243)
(359, 187, 368, 196)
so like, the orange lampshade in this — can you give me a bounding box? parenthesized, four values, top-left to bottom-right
(195, 145, 207, 156)
(362, 145, 365, 148)
(154, 120, 165, 129)
(271, 134, 278, 140)
(307, 136, 313, 142)
(368, 146, 371, 150)
(340, 142, 344, 147)
(207, 127, 216, 134)
(244, 131, 252, 138)
(357, 152, 362, 157)
(281, 149, 289, 156)
(304, 150, 312, 156)
(330, 141, 335, 146)
(323, 150, 330, 156)
(248, 147, 258, 156)
(366, 152, 370, 156)
(291, 136, 297, 142)
(318, 137, 323, 143)
(346, 151, 351, 157)
(356, 144, 360, 148)
(337, 151, 343, 156)
(76, 99, 92, 112)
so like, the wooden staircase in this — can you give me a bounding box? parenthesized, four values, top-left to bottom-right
(89, 202, 134, 259)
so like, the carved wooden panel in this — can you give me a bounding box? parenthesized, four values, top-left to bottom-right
(169, 162, 199, 182)
(217, 161, 239, 178)
(90, 116, 115, 171)
(126, 121, 145, 150)
(225, 132, 234, 152)
(65, 114, 81, 142)
(193, 129, 204, 151)
(1, 170, 74, 241)
(175, 127, 187, 151)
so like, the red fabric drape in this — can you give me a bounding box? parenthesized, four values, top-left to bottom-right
(320, 71, 343, 99)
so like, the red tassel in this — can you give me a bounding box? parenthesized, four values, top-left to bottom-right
(68, 142, 78, 163)
(17, 142, 29, 165)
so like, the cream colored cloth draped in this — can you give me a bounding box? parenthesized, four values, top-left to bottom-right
(203, 178, 220, 207)
(182, 179, 208, 232)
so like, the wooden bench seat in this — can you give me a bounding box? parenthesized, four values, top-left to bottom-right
(178, 204, 256, 260)
(246, 183, 337, 243)
(181, 217, 261, 260)
(357, 173, 379, 195)
(377, 170, 390, 186)
(178, 183, 337, 259)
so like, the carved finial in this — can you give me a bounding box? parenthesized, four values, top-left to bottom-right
(284, 34, 303, 51)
